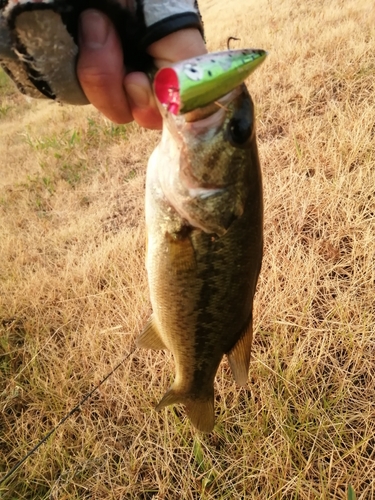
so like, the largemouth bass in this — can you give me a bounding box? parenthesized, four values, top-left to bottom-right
(137, 63, 264, 433)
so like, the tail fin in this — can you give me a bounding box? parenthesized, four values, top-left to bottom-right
(156, 387, 215, 433)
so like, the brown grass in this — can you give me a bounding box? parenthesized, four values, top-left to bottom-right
(1, 0, 375, 498)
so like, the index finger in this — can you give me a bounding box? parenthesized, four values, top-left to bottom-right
(77, 10, 132, 124)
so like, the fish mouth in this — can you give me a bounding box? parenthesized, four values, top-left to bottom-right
(163, 85, 243, 135)
(183, 85, 243, 124)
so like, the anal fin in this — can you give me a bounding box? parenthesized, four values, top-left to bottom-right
(136, 316, 166, 350)
(227, 318, 253, 387)
(156, 386, 215, 433)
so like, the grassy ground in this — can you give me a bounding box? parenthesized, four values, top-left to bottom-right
(1, 0, 374, 498)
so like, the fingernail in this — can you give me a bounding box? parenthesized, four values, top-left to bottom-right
(80, 10, 110, 49)
(126, 84, 150, 108)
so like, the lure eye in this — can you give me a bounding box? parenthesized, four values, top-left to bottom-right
(228, 117, 252, 145)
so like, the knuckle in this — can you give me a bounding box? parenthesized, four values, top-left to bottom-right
(77, 67, 114, 90)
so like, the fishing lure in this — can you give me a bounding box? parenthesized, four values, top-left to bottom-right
(153, 48, 267, 115)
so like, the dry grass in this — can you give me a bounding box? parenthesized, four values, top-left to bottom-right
(1, 0, 375, 498)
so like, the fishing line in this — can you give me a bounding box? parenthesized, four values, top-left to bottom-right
(0, 347, 136, 486)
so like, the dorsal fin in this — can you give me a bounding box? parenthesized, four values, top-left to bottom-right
(226, 318, 253, 386)
(136, 316, 166, 350)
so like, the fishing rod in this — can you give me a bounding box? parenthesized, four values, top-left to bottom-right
(0, 347, 135, 486)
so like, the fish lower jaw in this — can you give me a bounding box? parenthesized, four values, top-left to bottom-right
(183, 86, 243, 124)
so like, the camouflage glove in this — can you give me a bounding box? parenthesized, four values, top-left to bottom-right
(0, 0, 203, 105)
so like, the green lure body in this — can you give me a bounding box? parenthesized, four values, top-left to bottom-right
(153, 48, 267, 115)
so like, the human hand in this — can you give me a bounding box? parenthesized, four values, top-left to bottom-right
(77, 10, 207, 129)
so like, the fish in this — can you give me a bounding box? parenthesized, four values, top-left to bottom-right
(136, 54, 264, 433)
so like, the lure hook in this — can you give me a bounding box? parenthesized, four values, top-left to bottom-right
(227, 37, 241, 49)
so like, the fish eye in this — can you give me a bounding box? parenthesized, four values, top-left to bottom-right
(227, 117, 252, 145)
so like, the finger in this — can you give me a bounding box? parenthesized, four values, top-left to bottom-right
(124, 72, 162, 129)
(125, 29, 206, 129)
(77, 9, 132, 124)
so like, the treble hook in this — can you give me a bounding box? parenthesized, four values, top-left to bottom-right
(227, 37, 241, 49)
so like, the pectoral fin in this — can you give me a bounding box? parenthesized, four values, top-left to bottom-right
(166, 231, 196, 272)
(227, 319, 253, 387)
(156, 386, 215, 433)
(136, 316, 166, 350)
